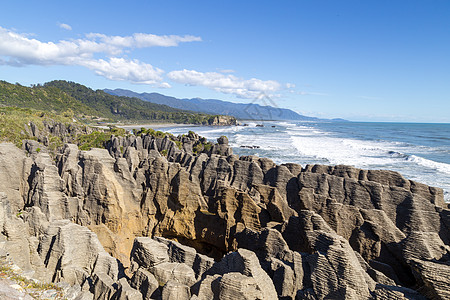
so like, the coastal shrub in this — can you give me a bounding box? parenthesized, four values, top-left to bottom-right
(0, 106, 72, 148)
(48, 136, 64, 152)
(203, 143, 212, 152)
(146, 128, 156, 136)
(155, 130, 165, 138)
(193, 143, 203, 154)
(109, 126, 126, 136)
(78, 131, 111, 151)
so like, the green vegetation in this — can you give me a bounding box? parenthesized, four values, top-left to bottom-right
(0, 80, 231, 156)
(77, 131, 114, 151)
(0, 106, 73, 147)
(193, 143, 203, 154)
(44, 80, 229, 124)
(175, 140, 183, 150)
(0, 106, 128, 151)
(192, 140, 213, 155)
(134, 127, 173, 138)
(203, 142, 213, 152)
(0, 80, 236, 125)
(0, 81, 97, 118)
(0, 261, 63, 298)
(69, 126, 128, 151)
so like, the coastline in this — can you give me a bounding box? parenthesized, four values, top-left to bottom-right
(163, 120, 450, 203)
(0, 123, 448, 299)
(92, 122, 198, 131)
(117, 123, 197, 130)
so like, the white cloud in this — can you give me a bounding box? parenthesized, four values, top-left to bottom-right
(85, 32, 201, 49)
(218, 69, 235, 73)
(59, 23, 72, 31)
(0, 26, 199, 86)
(167, 69, 282, 99)
(79, 57, 167, 86)
(286, 83, 295, 89)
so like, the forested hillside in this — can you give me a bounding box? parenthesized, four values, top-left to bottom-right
(0, 80, 236, 125)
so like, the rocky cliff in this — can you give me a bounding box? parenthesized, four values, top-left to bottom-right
(0, 129, 449, 299)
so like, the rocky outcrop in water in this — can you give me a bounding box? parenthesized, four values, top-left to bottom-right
(0, 129, 449, 299)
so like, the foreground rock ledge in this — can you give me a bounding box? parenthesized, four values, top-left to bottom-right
(0, 133, 449, 299)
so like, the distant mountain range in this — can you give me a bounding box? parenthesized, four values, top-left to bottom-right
(105, 89, 342, 121)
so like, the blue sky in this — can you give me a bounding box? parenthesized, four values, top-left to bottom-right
(1, 1, 449, 122)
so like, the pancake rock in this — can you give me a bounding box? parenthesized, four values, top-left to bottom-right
(0, 128, 448, 299)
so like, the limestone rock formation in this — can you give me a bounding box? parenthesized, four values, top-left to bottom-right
(0, 127, 449, 299)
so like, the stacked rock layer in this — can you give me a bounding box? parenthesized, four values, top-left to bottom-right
(0, 130, 449, 299)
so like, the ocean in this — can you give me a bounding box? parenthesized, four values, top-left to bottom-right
(157, 121, 450, 202)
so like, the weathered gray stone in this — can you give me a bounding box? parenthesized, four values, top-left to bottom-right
(91, 272, 116, 300)
(195, 274, 221, 300)
(130, 237, 169, 271)
(0, 143, 29, 212)
(206, 248, 278, 300)
(154, 237, 214, 278)
(218, 272, 263, 300)
(130, 268, 159, 300)
(161, 280, 191, 300)
(114, 277, 143, 300)
(38, 220, 119, 285)
(150, 262, 196, 287)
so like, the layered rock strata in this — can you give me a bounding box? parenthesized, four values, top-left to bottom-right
(0, 130, 448, 299)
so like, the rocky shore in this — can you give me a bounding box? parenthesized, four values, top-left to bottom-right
(0, 124, 449, 299)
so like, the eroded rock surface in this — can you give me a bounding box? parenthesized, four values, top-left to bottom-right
(0, 131, 448, 299)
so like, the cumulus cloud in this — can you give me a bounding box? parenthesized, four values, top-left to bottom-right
(218, 69, 235, 74)
(0, 26, 200, 86)
(79, 57, 166, 86)
(86, 33, 201, 48)
(59, 23, 72, 30)
(167, 69, 282, 99)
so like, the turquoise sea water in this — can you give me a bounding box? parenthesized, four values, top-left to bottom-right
(159, 121, 450, 202)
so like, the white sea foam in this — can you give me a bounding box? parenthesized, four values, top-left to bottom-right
(284, 125, 450, 202)
(406, 155, 450, 175)
(232, 132, 291, 151)
(288, 128, 398, 167)
(167, 125, 245, 141)
(275, 121, 297, 127)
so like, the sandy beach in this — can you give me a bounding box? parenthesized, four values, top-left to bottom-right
(117, 123, 198, 131)
(93, 123, 198, 131)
